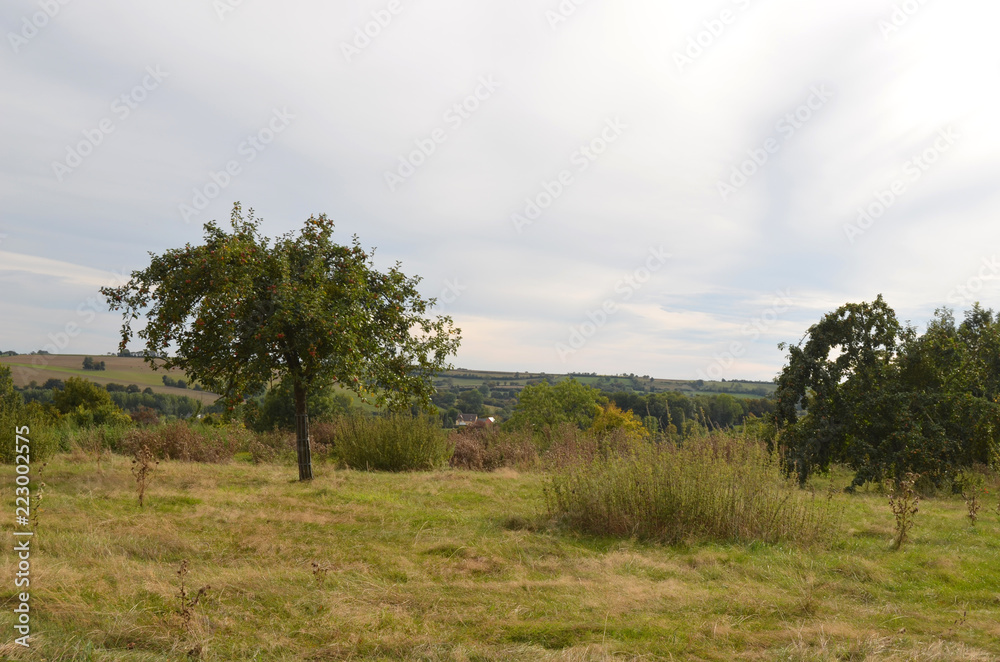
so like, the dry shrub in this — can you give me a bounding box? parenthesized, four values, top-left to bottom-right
(543, 424, 638, 469)
(124, 421, 245, 462)
(546, 432, 840, 546)
(130, 406, 160, 427)
(308, 420, 338, 461)
(449, 426, 538, 471)
(247, 429, 295, 464)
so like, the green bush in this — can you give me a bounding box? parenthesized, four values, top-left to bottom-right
(335, 414, 453, 471)
(0, 365, 60, 464)
(545, 433, 839, 546)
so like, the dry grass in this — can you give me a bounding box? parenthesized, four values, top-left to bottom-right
(546, 434, 840, 545)
(1, 456, 998, 660)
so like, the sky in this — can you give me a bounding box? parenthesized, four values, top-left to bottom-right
(2, 0, 999, 381)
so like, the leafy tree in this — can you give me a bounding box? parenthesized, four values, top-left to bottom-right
(162, 376, 177, 387)
(506, 379, 605, 440)
(255, 378, 356, 431)
(42, 378, 64, 390)
(52, 377, 131, 427)
(82, 356, 94, 370)
(103, 203, 461, 480)
(773, 296, 1000, 487)
(443, 407, 460, 427)
(0, 364, 22, 417)
(456, 388, 484, 415)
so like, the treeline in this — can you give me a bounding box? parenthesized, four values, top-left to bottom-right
(608, 391, 774, 435)
(17, 381, 208, 419)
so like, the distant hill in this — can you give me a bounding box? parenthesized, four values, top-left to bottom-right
(0, 355, 776, 404)
(437, 368, 775, 399)
(0, 354, 220, 405)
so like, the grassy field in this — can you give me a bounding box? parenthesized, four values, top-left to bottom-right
(0, 356, 383, 412)
(3, 456, 999, 661)
(0, 355, 220, 406)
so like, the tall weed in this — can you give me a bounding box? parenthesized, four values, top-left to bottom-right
(335, 414, 453, 471)
(546, 433, 839, 545)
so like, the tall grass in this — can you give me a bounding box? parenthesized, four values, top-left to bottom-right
(546, 433, 839, 545)
(121, 420, 248, 462)
(335, 414, 454, 471)
(450, 425, 539, 471)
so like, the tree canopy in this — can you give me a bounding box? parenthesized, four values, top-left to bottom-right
(102, 203, 461, 479)
(505, 379, 606, 437)
(773, 295, 1000, 487)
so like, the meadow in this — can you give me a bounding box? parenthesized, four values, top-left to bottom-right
(2, 436, 999, 661)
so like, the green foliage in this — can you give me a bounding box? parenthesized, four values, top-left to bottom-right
(103, 202, 462, 479)
(0, 366, 61, 463)
(335, 414, 454, 471)
(455, 388, 484, 415)
(607, 390, 774, 439)
(52, 377, 132, 428)
(81, 356, 106, 371)
(774, 297, 1000, 487)
(255, 378, 356, 431)
(505, 379, 605, 438)
(546, 433, 839, 545)
(102, 203, 462, 413)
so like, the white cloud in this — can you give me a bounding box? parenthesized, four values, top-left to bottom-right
(2, 0, 999, 379)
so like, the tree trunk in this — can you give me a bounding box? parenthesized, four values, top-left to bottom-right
(294, 382, 313, 481)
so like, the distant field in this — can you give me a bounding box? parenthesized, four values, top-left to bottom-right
(0, 355, 220, 405)
(439, 368, 775, 398)
(0, 355, 775, 408)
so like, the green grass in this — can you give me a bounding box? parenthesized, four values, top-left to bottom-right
(2, 458, 999, 660)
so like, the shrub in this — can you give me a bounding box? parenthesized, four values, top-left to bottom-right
(450, 426, 538, 471)
(0, 366, 60, 464)
(247, 430, 295, 465)
(545, 433, 839, 546)
(335, 414, 453, 471)
(123, 421, 243, 462)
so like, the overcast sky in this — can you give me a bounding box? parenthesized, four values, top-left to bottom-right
(2, 0, 998, 381)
